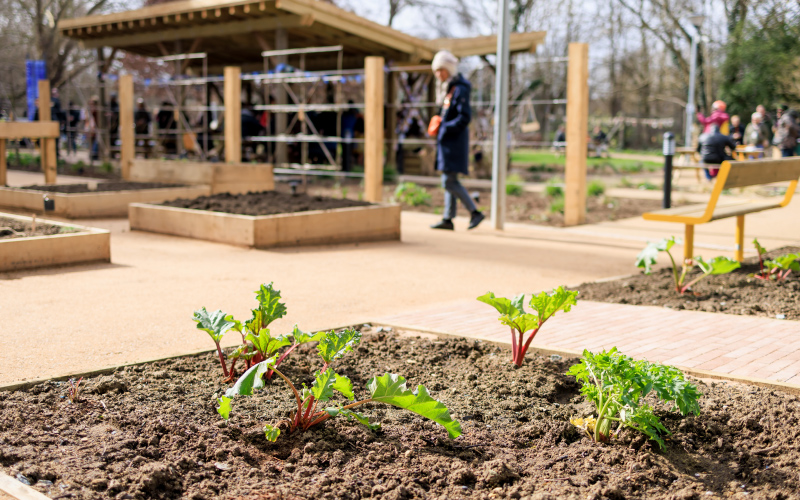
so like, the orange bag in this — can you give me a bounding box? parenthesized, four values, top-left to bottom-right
(428, 115, 442, 137)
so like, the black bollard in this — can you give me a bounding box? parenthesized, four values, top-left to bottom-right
(662, 132, 675, 209)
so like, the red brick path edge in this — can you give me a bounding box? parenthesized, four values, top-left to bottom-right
(376, 301, 800, 395)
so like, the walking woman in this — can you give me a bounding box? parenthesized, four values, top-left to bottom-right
(429, 50, 485, 230)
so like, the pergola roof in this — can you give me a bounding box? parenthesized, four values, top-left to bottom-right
(59, 0, 545, 70)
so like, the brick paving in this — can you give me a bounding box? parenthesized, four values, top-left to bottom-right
(377, 301, 800, 386)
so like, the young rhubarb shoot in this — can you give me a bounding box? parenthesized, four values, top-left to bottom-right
(192, 307, 237, 379)
(218, 329, 461, 442)
(765, 252, 800, 281)
(753, 239, 770, 280)
(477, 287, 578, 367)
(636, 238, 741, 294)
(567, 348, 702, 449)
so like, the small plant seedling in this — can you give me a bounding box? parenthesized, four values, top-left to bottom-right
(548, 197, 565, 214)
(545, 178, 563, 198)
(67, 377, 83, 403)
(753, 238, 769, 279)
(506, 174, 525, 197)
(477, 287, 578, 367)
(193, 283, 319, 381)
(752, 239, 799, 281)
(636, 237, 741, 294)
(587, 180, 605, 197)
(219, 329, 461, 442)
(393, 182, 431, 206)
(567, 348, 701, 449)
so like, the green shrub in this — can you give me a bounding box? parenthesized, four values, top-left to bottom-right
(101, 162, 114, 173)
(545, 177, 563, 198)
(393, 182, 431, 206)
(637, 181, 658, 191)
(619, 177, 634, 188)
(548, 196, 565, 214)
(505, 174, 524, 197)
(587, 180, 605, 197)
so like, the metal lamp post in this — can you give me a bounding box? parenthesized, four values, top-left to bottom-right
(490, 0, 511, 230)
(684, 14, 705, 148)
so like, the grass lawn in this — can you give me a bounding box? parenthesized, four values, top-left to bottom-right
(510, 149, 662, 174)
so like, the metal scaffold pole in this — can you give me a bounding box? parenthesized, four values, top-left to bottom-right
(490, 0, 511, 230)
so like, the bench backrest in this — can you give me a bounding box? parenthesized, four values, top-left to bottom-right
(722, 158, 800, 190)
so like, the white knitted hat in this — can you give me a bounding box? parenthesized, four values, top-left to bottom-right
(431, 50, 459, 77)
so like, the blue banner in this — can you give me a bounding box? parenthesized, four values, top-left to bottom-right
(26, 60, 47, 121)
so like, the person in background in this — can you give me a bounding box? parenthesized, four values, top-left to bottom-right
(697, 125, 736, 180)
(340, 100, 357, 172)
(86, 96, 100, 160)
(67, 101, 81, 155)
(697, 100, 730, 134)
(591, 125, 607, 157)
(555, 124, 566, 143)
(756, 104, 773, 144)
(774, 107, 799, 157)
(428, 50, 485, 231)
(729, 115, 745, 146)
(108, 93, 120, 147)
(156, 101, 177, 155)
(743, 112, 767, 150)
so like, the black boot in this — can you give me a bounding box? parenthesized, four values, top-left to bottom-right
(430, 219, 454, 230)
(468, 211, 485, 230)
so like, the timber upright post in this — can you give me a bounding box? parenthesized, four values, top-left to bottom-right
(119, 74, 134, 179)
(364, 56, 385, 203)
(564, 43, 589, 226)
(38, 80, 58, 185)
(224, 67, 242, 164)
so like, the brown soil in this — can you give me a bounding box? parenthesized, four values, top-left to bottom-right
(288, 179, 672, 227)
(575, 246, 800, 321)
(162, 191, 373, 216)
(0, 216, 79, 240)
(2, 329, 799, 500)
(20, 182, 186, 194)
(8, 161, 121, 180)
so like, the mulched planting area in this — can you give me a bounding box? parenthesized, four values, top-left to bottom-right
(161, 191, 373, 216)
(575, 246, 800, 321)
(2, 328, 799, 500)
(19, 182, 186, 194)
(0, 216, 78, 240)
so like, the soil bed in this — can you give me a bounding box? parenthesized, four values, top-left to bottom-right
(20, 182, 186, 194)
(2, 328, 799, 500)
(161, 191, 373, 216)
(0, 216, 80, 239)
(8, 159, 121, 180)
(575, 246, 800, 321)
(284, 179, 673, 227)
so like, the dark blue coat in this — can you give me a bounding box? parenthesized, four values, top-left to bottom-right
(436, 74, 471, 175)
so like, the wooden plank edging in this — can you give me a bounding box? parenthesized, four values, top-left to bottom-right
(0, 472, 51, 500)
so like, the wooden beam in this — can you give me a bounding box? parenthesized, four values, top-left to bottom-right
(364, 56, 384, 203)
(80, 14, 304, 49)
(0, 140, 6, 186)
(224, 66, 242, 164)
(564, 43, 589, 226)
(119, 74, 135, 179)
(387, 71, 397, 171)
(0, 122, 59, 139)
(181, 38, 203, 73)
(38, 80, 58, 185)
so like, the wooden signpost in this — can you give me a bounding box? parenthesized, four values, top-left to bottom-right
(364, 56, 385, 203)
(564, 43, 589, 226)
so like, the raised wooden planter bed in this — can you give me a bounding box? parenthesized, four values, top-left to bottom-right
(129, 159, 274, 194)
(0, 213, 110, 272)
(129, 202, 401, 248)
(0, 184, 210, 218)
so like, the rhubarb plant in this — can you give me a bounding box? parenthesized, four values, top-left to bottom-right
(753, 240, 799, 281)
(193, 283, 320, 381)
(477, 286, 578, 367)
(636, 237, 741, 294)
(567, 348, 701, 449)
(218, 328, 462, 442)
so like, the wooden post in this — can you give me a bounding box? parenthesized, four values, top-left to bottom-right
(38, 80, 58, 185)
(364, 56, 385, 203)
(735, 215, 745, 262)
(0, 139, 6, 186)
(684, 224, 694, 262)
(564, 43, 589, 226)
(224, 66, 242, 164)
(387, 71, 398, 172)
(119, 74, 134, 179)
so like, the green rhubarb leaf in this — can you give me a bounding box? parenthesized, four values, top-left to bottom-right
(263, 424, 281, 442)
(225, 356, 278, 398)
(753, 238, 767, 257)
(291, 325, 325, 344)
(765, 253, 800, 272)
(477, 292, 524, 318)
(499, 313, 539, 334)
(318, 329, 362, 364)
(695, 256, 740, 275)
(636, 237, 676, 274)
(217, 396, 232, 420)
(310, 369, 353, 402)
(245, 329, 291, 357)
(367, 373, 461, 439)
(255, 283, 288, 327)
(333, 373, 354, 400)
(340, 408, 381, 430)
(529, 286, 579, 322)
(192, 308, 235, 343)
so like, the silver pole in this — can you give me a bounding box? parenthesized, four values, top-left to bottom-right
(685, 30, 698, 147)
(491, 0, 511, 230)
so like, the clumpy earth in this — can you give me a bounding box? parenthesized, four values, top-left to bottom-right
(20, 182, 186, 193)
(575, 246, 800, 321)
(0, 216, 78, 239)
(162, 191, 373, 216)
(1, 328, 799, 500)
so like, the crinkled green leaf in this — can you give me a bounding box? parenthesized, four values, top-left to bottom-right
(340, 408, 381, 430)
(318, 329, 362, 364)
(255, 283, 288, 328)
(192, 308, 235, 343)
(291, 325, 325, 344)
(529, 286, 579, 322)
(367, 373, 461, 439)
(333, 373, 354, 401)
(263, 424, 281, 442)
(477, 292, 524, 318)
(499, 313, 539, 334)
(765, 253, 800, 272)
(695, 256, 741, 275)
(245, 329, 291, 357)
(217, 396, 232, 420)
(636, 237, 676, 274)
(309, 369, 353, 402)
(753, 238, 767, 258)
(225, 356, 278, 398)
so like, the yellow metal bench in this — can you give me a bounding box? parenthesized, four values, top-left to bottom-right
(643, 158, 800, 262)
